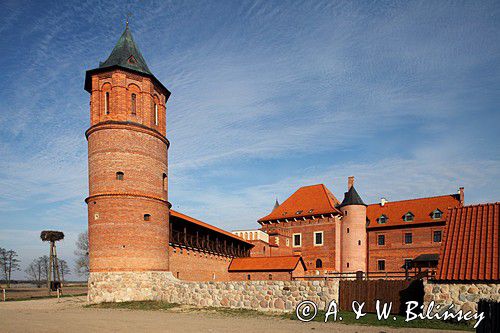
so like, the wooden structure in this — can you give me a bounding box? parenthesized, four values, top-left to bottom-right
(40, 231, 64, 292)
(338, 279, 424, 315)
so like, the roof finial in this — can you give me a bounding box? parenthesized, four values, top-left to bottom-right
(126, 12, 132, 29)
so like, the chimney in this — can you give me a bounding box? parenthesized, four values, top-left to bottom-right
(380, 197, 388, 206)
(348, 176, 355, 190)
(458, 187, 464, 205)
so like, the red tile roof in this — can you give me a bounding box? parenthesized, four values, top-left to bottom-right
(258, 184, 341, 222)
(366, 194, 462, 229)
(228, 256, 306, 272)
(436, 203, 499, 282)
(170, 210, 253, 246)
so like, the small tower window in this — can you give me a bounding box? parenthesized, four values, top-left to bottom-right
(268, 274, 272, 280)
(116, 172, 124, 180)
(347, 228, 349, 234)
(162, 173, 167, 191)
(144, 214, 151, 221)
(131, 93, 137, 115)
(247, 274, 251, 280)
(358, 240, 361, 246)
(315, 259, 322, 268)
(154, 103, 158, 125)
(105, 92, 110, 114)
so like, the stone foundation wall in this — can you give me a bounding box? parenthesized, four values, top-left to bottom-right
(88, 271, 339, 312)
(424, 281, 500, 314)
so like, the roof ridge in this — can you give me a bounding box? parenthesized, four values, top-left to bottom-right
(367, 193, 459, 206)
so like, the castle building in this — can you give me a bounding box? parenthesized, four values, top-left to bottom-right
(236, 177, 464, 276)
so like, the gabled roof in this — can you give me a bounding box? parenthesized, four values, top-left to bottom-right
(338, 186, 367, 208)
(366, 194, 462, 229)
(170, 210, 252, 246)
(258, 184, 341, 222)
(436, 203, 499, 282)
(228, 256, 306, 272)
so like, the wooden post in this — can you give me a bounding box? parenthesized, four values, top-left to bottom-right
(2, 289, 5, 301)
(48, 241, 53, 293)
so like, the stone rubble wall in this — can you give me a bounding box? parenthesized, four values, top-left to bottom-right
(88, 271, 339, 312)
(424, 281, 500, 314)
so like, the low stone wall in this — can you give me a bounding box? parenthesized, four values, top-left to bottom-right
(424, 281, 500, 314)
(88, 271, 339, 312)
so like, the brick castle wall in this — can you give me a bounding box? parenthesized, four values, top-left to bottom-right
(168, 245, 232, 281)
(261, 216, 338, 272)
(367, 224, 444, 272)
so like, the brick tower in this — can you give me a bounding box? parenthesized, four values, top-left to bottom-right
(338, 176, 367, 273)
(84, 24, 172, 302)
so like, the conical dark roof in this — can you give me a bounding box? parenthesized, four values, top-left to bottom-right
(84, 25, 170, 98)
(338, 186, 367, 208)
(98, 25, 152, 75)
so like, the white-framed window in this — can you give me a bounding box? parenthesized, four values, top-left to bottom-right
(292, 233, 301, 247)
(154, 103, 159, 125)
(313, 231, 324, 246)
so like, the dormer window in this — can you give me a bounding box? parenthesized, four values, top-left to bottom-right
(403, 212, 414, 222)
(377, 215, 388, 224)
(308, 209, 314, 213)
(296, 210, 303, 215)
(431, 209, 443, 219)
(127, 55, 137, 64)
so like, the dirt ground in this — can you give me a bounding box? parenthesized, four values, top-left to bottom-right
(0, 297, 464, 333)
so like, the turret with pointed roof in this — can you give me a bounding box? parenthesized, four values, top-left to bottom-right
(338, 186, 367, 208)
(84, 24, 170, 97)
(273, 198, 280, 211)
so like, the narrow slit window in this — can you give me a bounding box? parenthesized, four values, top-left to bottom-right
(162, 173, 167, 191)
(105, 92, 110, 114)
(154, 103, 158, 125)
(131, 93, 136, 115)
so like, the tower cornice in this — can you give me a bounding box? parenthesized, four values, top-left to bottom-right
(85, 120, 170, 148)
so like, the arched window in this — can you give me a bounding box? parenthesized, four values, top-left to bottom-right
(116, 172, 124, 180)
(316, 259, 323, 268)
(162, 173, 167, 191)
(154, 103, 158, 125)
(131, 93, 137, 115)
(105, 92, 110, 114)
(347, 228, 350, 234)
(144, 214, 151, 221)
(268, 274, 272, 280)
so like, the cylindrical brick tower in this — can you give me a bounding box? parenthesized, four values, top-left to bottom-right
(84, 24, 172, 302)
(338, 176, 367, 274)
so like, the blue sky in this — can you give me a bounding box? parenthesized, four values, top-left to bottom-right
(0, 0, 499, 279)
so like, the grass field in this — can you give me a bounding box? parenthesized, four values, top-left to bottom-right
(1, 285, 87, 301)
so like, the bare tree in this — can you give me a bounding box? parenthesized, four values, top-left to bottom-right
(0, 248, 20, 287)
(74, 231, 89, 277)
(57, 259, 71, 284)
(25, 256, 48, 288)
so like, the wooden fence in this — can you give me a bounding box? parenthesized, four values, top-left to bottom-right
(338, 279, 424, 314)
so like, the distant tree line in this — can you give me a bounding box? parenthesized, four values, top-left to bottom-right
(0, 247, 20, 287)
(24, 256, 70, 287)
